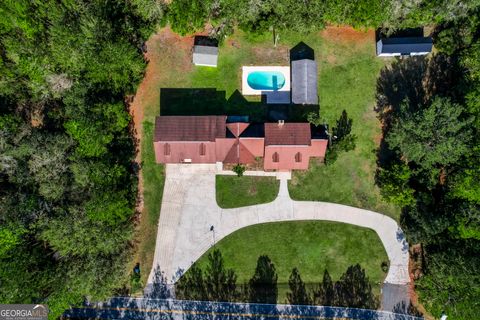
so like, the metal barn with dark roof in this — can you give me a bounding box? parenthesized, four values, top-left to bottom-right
(291, 59, 318, 105)
(376, 37, 433, 57)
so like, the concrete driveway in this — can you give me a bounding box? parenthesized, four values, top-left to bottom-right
(146, 164, 410, 307)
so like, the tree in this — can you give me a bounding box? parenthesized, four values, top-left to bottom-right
(416, 244, 480, 319)
(0, 0, 157, 316)
(448, 203, 480, 241)
(39, 209, 132, 257)
(167, 0, 209, 35)
(313, 270, 335, 306)
(204, 249, 238, 301)
(387, 97, 473, 184)
(85, 191, 134, 225)
(175, 263, 207, 301)
(450, 149, 480, 204)
(325, 110, 356, 164)
(286, 268, 311, 305)
(333, 264, 377, 309)
(0, 224, 25, 258)
(248, 255, 278, 304)
(377, 163, 416, 207)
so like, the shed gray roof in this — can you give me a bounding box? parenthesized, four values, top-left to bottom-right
(377, 37, 433, 55)
(193, 45, 218, 66)
(291, 59, 318, 105)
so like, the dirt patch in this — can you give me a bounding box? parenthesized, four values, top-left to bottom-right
(320, 25, 374, 46)
(251, 45, 290, 65)
(227, 39, 241, 49)
(326, 54, 337, 64)
(408, 244, 434, 319)
(248, 184, 258, 196)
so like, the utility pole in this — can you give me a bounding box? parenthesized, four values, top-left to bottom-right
(210, 225, 216, 247)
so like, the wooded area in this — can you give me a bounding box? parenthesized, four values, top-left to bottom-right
(375, 20, 480, 320)
(1, 0, 479, 319)
(0, 0, 165, 317)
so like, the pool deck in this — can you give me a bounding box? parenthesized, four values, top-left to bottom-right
(242, 66, 291, 96)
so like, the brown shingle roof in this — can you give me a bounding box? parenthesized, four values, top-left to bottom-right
(264, 123, 311, 146)
(154, 116, 226, 142)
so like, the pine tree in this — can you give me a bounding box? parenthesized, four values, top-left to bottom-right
(248, 255, 278, 304)
(286, 268, 311, 305)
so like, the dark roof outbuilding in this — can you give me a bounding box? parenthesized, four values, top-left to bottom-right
(291, 59, 318, 105)
(376, 37, 433, 56)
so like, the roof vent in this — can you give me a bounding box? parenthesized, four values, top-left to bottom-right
(278, 120, 285, 127)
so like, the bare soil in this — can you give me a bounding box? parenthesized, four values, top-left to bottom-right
(251, 45, 290, 64)
(320, 25, 374, 46)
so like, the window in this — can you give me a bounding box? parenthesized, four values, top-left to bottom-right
(164, 143, 171, 156)
(295, 152, 302, 162)
(199, 143, 206, 156)
(272, 152, 279, 163)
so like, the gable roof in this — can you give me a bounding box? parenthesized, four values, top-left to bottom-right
(264, 123, 311, 146)
(291, 59, 318, 105)
(193, 45, 219, 66)
(377, 37, 433, 55)
(226, 122, 250, 138)
(154, 116, 226, 142)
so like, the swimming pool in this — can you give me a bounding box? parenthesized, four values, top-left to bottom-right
(247, 71, 286, 91)
(242, 66, 290, 96)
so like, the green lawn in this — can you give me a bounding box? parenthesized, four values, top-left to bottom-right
(284, 33, 399, 220)
(216, 175, 280, 208)
(135, 27, 399, 289)
(192, 221, 389, 301)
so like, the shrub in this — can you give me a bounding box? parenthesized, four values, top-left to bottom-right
(232, 164, 246, 177)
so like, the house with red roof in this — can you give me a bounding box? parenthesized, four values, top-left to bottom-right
(154, 116, 328, 171)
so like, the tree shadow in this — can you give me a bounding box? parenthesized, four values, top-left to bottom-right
(374, 53, 463, 169)
(146, 266, 172, 299)
(375, 56, 427, 129)
(393, 300, 424, 317)
(194, 36, 218, 47)
(376, 27, 425, 40)
(160, 88, 319, 123)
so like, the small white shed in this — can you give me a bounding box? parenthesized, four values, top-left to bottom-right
(193, 45, 218, 67)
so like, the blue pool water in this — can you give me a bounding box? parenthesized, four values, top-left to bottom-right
(247, 71, 286, 90)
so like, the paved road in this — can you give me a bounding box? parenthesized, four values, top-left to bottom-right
(63, 297, 423, 320)
(147, 164, 410, 309)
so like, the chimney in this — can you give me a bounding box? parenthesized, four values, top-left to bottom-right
(278, 120, 285, 127)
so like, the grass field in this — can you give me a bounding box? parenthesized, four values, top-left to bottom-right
(283, 32, 399, 220)
(192, 221, 389, 301)
(216, 175, 280, 208)
(133, 122, 165, 288)
(132, 26, 398, 290)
